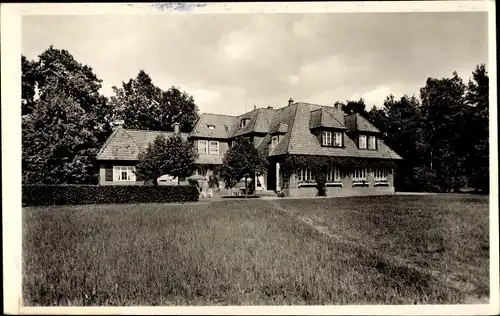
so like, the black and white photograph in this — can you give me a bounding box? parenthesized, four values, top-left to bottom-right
(2, 1, 498, 315)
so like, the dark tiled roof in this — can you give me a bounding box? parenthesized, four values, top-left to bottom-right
(272, 102, 401, 160)
(229, 108, 276, 138)
(345, 113, 381, 133)
(267, 104, 299, 156)
(98, 102, 402, 163)
(97, 128, 189, 161)
(188, 113, 236, 139)
(309, 108, 345, 130)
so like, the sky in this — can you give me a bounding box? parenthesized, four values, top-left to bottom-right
(22, 11, 488, 116)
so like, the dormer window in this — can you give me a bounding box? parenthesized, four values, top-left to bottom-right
(333, 132, 343, 147)
(358, 134, 376, 150)
(240, 118, 250, 128)
(322, 131, 343, 147)
(271, 135, 281, 149)
(359, 135, 367, 149)
(207, 124, 215, 130)
(322, 131, 332, 146)
(368, 135, 377, 149)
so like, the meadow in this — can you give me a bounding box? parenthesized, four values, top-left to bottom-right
(22, 194, 489, 306)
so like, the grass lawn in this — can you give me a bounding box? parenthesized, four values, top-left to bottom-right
(22, 194, 489, 306)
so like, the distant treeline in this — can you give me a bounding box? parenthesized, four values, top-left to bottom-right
(337, 64, 489, 193)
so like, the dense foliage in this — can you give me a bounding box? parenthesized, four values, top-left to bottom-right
(22, 47, 112, 184)
(22, 184, 199, 206)
(109, 70, 199, 132)
(135, 134, 197, 185)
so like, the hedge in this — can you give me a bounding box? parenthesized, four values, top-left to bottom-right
(22, 184, 199, 206)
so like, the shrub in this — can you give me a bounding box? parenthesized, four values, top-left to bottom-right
(22, 184, 199, 206)
(409, 167, 443, 192)
(208, 174, 219, 189)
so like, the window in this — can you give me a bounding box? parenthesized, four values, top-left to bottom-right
(326, 167, 342, 182)
(271, 135, 279, 149)
(209, 141, 219, 155)
(322, 131, 332, 146)
(359, 135, 367, 149)
(368, 135, 376, 149)
(198, 140, 208, 154)
(195, 167, 208, 177)
(207, 125, 215, 130)
(113, 166, 136, 181)
(240, 118, 250, 128)
(297, 168, 315, 182)
(333, 132, 343, 147)
(352, 168, 367, 182)
(374, 169, 388, 181)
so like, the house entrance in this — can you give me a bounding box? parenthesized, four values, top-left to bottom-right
(267, 163, 276, 191)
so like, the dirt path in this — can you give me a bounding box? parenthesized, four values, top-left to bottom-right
(267, 200, 489, 304)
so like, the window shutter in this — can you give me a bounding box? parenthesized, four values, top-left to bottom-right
(105, 165, 113, 181)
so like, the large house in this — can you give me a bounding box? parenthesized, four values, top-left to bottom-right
(96, 100, 403, 197)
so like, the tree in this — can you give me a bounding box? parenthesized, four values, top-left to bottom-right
(217, 137, 267, 196)
(464, 64, 489, 193)
(22, 55, 39, 116)
(110, 70, 199, 132)
(336, 98, 369, 116)
(420, 72, 467, 192)
(370, 94, 428, 191)
(22, 46, 112, 184)
(135, 134, 197, 185)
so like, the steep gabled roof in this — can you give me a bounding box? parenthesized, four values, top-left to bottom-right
(270, 102, 401, 160)
(229, 107, 276, 138)
(188, 113, 236, 139)
(267, 103, 300, 156)
(97, 127, 189, 161)
(345, 113, 381, 133)
(309, 107, 345, 130)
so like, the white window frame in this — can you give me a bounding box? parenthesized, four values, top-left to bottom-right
(209, 140, 219, 155)
(352, 168, 368, 182)
(374, 169, 388, 181)
(113, 166, 136, 182)
(322, 131, 332, 146)
(207, 125, 215, 130)
(271, 135, 279, 149)
(333, 132, 343, 147)
(368, 135, 376, 149)
(359, 135, 367, 149)
(326, 167, 342, 183)
(198, 140, 208, 155)
(297, 168, 316, 183)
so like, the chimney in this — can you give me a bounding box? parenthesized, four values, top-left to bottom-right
(173, 122, 180, 134)
(334, 103, 339, 110)
(288, 98, 294, 106)
(254, 105, 257, 110)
